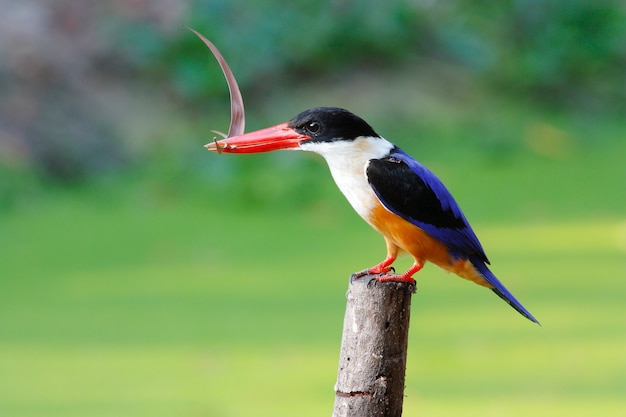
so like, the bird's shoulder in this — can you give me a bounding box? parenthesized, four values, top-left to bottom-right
(366, 148, 466, 229)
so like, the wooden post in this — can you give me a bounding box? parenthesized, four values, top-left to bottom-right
(332, 275, 416, 417)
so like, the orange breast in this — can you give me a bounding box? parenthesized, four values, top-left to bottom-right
(368, 202, 491, 288)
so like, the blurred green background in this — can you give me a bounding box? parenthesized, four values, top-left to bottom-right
(1, 1, 625, 416)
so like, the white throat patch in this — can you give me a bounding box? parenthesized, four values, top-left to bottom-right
(300, 136, 394, 220)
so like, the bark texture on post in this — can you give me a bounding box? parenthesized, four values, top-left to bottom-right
(332, 275, 415, 417)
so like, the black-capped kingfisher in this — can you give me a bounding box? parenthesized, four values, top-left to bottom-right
(206, 107, 539, 324)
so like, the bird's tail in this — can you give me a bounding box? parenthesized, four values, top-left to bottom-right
(471, 258, 540, 325)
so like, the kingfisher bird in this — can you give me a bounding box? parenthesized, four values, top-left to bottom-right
(206, 107, 539, 324)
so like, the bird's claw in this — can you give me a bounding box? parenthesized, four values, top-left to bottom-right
(375, 273, 416, 284)
(349, 272, 366, 283)
(349, 271, 417, 293)
(349, 266, 398, 284)
(375, 273, 418, 293)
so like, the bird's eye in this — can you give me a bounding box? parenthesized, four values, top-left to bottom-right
(305, 121, 320, 134)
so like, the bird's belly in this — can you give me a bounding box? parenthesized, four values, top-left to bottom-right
(329, 165, 447, 262)
(369, 203, 491, 287)
(368, 202, 449, 262)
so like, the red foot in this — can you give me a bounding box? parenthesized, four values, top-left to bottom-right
(375, 273, 416, 284)
(351, 255, 396, 280)
(374, 262, 423, 284)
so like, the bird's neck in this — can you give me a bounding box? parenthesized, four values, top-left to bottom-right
(301, 136, 394, 220)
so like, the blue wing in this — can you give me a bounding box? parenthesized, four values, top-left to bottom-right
(366, 147, 488, 263)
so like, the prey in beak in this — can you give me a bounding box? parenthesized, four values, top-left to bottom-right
(190, 28, 310, 155)
(205, 122, 310, 154)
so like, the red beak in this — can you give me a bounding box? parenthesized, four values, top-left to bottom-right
(205, 122, 310, 154)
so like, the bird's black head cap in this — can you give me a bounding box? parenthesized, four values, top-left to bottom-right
(288, 107, 379, 144)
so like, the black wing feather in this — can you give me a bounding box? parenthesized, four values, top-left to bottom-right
(366, 149, 489, 263)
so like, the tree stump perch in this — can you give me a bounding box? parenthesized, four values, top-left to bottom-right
(332, 275, 416, 417)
